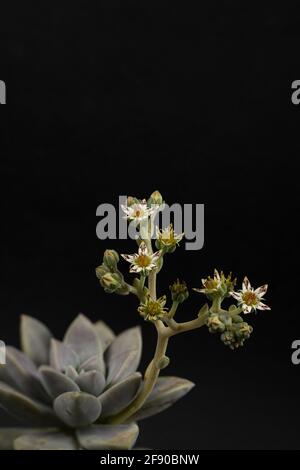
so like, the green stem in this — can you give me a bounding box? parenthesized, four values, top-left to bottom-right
(107, 325, 169, 424)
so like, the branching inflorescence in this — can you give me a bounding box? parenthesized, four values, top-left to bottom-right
(96, 190, 271, 425)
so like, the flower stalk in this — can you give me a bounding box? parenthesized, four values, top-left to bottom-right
(96, 190, 271, 424)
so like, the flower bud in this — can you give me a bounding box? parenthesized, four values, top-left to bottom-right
(157, 355, 170, 370)
(148, 190, 163, 208)
(103, 249, 119, 271)
(95, 264, 110, 279)
(207, 314, 225, 333)
(169, 279, 189, 304)
(100, 272, 123, 293)
(127, 196, 139, 207)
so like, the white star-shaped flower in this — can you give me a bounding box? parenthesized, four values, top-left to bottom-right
(121, 242, 161, 275)
(230, 276, 270, 314)
(121, 199, 154, 223)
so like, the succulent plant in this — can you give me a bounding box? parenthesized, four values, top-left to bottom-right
(0, 314, 194, 450)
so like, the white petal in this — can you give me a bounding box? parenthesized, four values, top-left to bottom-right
(151, 251, 161, 263)
(121, 205, 131, 216)
(229, 291, 241, 301)
(193, 288, 202, 293)
(255, 284, 268, 298)
(130, 265, 142, 273)
(242, 276, 251, 291)
(201, 278, 207, 286)
(139, 242, 148, 256)
(214, 269, 220, 280)
(242, 304, 252, 314)
(121, 254, 135, 263)
(257, 302, 271, 311)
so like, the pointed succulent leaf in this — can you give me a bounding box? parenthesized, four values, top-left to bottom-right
(80, 353, 105, 375)
(40, 366, 79, 399)
(76, 423, 139, 450)
(20, 315, 52, 366)
(75, 370, 105, 396)
(128, 376, 195, 421)
(4, 347, 48, 401)
(64, 314, 104, 365)
(99, 372, 142, 418)
(0, 381, 58, 425)
(49, 339, 79, 372)
(14, 431, 78, 450)
(106, 327, 142, 385)
(54, 391, 102, 428)
(65, 365, 78, 381)
(94, 321, 116, 350)
(0, 427, 58, 450)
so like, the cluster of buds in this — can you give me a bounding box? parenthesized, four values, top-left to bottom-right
(96, 190, 270, 351)
(95, 249, 130, 295)
(207, 312, 253, 349)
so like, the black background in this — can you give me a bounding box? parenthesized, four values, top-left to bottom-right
(1, 1, 300, 450)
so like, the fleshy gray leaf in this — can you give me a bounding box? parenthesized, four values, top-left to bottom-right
(4, 347, 48, 402)
(75, 370, 105, 396)
(80, 354, 105, 375)
(40, 366, 79, 399)
(65, 365, 78, 381)
(99, 372, 142, 418)
(54, 391, 101, 428)
(0, 427, 58, 450)
(0, 381, 58, 425)
(94, 321, 115, 350)
(49, 339, 79, 372)
(128, 376, 195, 421)
(20, 315, 52, 366)
(106, 327, 142, 385)
(14, 431, 78, 450)
(64, 314, 104, 365)
(76, 423, 139, 450)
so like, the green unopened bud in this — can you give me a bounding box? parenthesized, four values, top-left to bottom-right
(148, 190, 163, 207)
(103, 249, 119, 271)
(169, 279, 189, 304)
(127, 196, 139, 207)
(95, 264, 110, 279)
(100, 272, 123, 293)
(232, 314, 244, 323)
(207, 314, 225, 333)
(156, 355, 170, 369)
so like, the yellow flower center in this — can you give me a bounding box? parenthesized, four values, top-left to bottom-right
(136, 255, 151, 267)
(134, 209, 142, 217)
(204, 279, 219, 290)
(242, 291, 258, 306)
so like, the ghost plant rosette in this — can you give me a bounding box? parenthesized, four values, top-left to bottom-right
(0, 190, 270, 450)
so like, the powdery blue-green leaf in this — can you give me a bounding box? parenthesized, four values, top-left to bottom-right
(0, 427, 58, 450)
(14, 430, 78, 450)
(54, 391, 101, 428)
(0, 381, 58, 425)
(65, 365, 78, 381)
(75, 371, 105, 396)
(128, 376, 195, 421)
(80, 354, 105, 375)
(94, 321, 115, 350)
(106, 327, 142, 385)
(39, 366, 79, 399)
(4, 347, 48, 402)
(49, 339, 79, 372)
(76, 423, 139, 450)
(99, 372, 142, 418)
(20, 315, 52, 366)
(64, 314, 103, 365)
